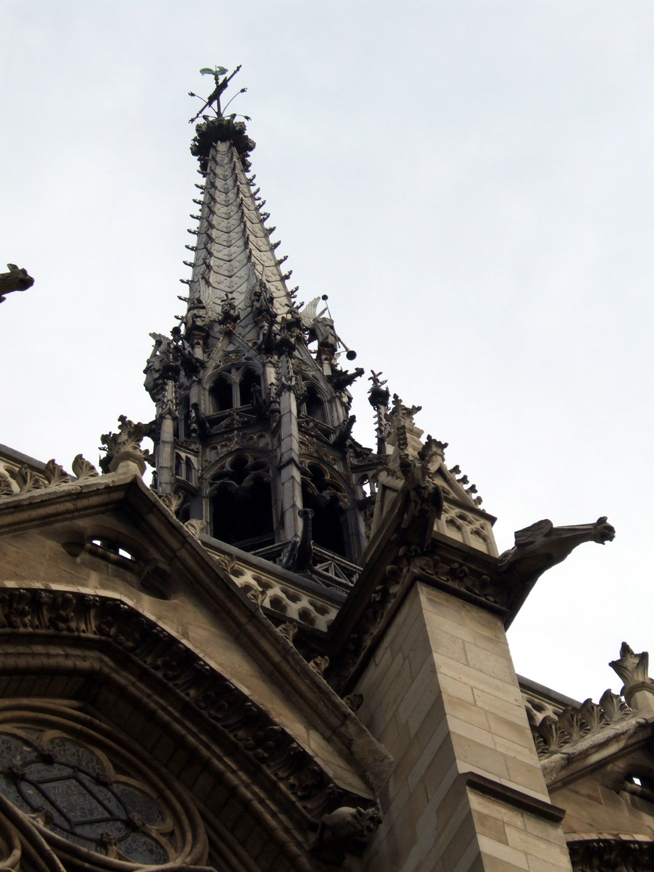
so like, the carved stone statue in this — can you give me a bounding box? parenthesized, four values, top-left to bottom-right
(0, 264, 34, 303)
(311, 805, 382, 864)
(278, 508, 314, 573)
(184, 296, 209, 334)
(143, 333, 178, 401)
(144, 331, 202, 402)
(299, 296, 338, 353)
(217, 294, 239, 331)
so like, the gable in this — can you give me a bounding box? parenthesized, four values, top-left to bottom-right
(0, 473, 389, 806)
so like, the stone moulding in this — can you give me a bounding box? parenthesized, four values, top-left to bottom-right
(0, 586, 376, 823)
(464, 772, 565, 822)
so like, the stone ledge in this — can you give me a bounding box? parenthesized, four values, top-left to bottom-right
(464, 771, 566, 822)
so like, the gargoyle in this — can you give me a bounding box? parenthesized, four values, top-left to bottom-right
(311, 805, 382, 865)
(0, 264, 34, 303)
(332, 414, 356, 449)
(498, 517, 615, 621)
(328, 366, 365, 392)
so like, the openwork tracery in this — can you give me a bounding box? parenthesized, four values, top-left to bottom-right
(0, 705, 207, 871)
(210, 453, 274, 548)
(301, 462, 350, 557)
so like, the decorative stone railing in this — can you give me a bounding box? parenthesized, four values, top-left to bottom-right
(202, 543, 340, 633)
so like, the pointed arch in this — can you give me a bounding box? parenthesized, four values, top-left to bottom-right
(210, 454, 275, 550)
(301, 462, 350, 557)
(210, 373, 235, 412)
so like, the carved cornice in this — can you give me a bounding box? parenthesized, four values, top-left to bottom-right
(328, 532, 501, 693)
(568, 836, 654, 871)
(0, 587, 375, 822)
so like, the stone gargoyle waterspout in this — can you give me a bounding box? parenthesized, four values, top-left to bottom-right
(0, 264, 34, 304)
(499, 516, 615, 623)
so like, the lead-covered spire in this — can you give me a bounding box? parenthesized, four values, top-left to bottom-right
(184, 113, 298, 347)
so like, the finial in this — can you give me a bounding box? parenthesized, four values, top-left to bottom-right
(189, 66, 255, 172)
(368, 371, 390, 408)
(610, 642, 654, 714)
(99, 416, 154, 477)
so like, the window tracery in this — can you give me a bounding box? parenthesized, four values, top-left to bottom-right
(301, 463, 349, 557)
(0, 722, 200, 869)
(0, 732, 168, 863)
(211, 454, 274, 549)
(209, 367, 262, 414)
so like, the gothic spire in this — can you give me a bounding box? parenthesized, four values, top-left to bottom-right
(144, 70, 371, 588)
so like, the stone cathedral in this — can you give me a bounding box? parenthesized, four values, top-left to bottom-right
(0, 69, 653, 872)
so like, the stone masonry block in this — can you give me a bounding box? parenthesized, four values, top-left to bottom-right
(504, 824, 571, 867)
(450, 734, 511, 779)
(478, 834, 529, 870)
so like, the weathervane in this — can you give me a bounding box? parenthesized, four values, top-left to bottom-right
(188, 65, 249, 123)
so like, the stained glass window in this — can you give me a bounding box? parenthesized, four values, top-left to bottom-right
(0, 731, 172, 865)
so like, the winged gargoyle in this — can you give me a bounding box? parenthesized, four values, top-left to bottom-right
(0, 264, 34, 303)
(498, 516, 615, 620)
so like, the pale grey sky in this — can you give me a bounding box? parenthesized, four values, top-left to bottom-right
(1, 1, 652, 702)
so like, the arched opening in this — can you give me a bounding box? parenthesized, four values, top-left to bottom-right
(445, 517, 465, 543)
(185, 457, 196, 485)
(210, 374, 234, 412)
(175, 453, 184, 478)
(211, 455, 274, 550)
(302, 464, 347, 557)
(238, 368, 260, 407)
(304, 383, 325, 423)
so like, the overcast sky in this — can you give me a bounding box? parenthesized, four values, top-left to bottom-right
(1, 1, 653, 704)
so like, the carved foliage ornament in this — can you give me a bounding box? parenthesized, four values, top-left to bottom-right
(99, 417, 154, 475)
(609, 642, 650, 691)
(526, 689, 633, 758)
(0, 456, 100, 501)
(0, 589, 373, 821)
(568, 837, 654, 872)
